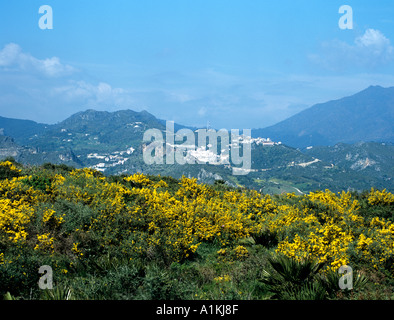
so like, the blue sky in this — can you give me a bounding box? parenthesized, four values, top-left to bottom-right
(1, 0, 394, 129)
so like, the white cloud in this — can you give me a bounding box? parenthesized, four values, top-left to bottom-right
(355, 29, 394, 63)
(309, 29, 394, 70)
(0, 43, 20, 66)
(356, 29, 390, 48)
(0, 43, 76, 77)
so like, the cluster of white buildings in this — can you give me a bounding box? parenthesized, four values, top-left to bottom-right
(87, 146, 135, 172)
(250, 137, 280, 146)
(162, 135, 279, 166)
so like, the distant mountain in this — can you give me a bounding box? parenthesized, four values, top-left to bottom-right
(27, 109, 196, 154)
(0, 116, 48, 145)
(28, 109, 166, 153)
(252, 85, 394, 148)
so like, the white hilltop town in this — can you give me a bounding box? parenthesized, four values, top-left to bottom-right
(183, 136, 280, 165)
(85, 132, 281, 173)
(87, 146, 135, 172)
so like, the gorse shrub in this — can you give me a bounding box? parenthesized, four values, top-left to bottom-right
(0, 160, 22, 180)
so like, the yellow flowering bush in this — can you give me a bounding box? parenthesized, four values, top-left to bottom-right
(355, 217, 394, 269)
(273, 189, 394, 271)
(0, 176, 44, 204)
(34, 233, 55, 253)
(42, 208, 65, 228)
(71, 242, 84, 258)
(233, 245, 249, 260)
(368, 188, 394, 206)
(124, 172, 152, 187)
(0, 198, 34, 243)
(214, 275, 231, 283)
(0, 161, 21, 174)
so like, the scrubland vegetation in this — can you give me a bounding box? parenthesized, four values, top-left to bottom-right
(0, 159, 393, 300)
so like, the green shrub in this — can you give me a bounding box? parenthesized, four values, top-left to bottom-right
(0, 248, 43, 298)
(53, 199, 96, 233)
(22, 175, 52, 192)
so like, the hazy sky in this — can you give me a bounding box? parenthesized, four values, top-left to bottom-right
(1, 0, 394, 129)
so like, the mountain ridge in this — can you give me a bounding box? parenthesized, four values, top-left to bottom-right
(252, 85, 394, 148)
